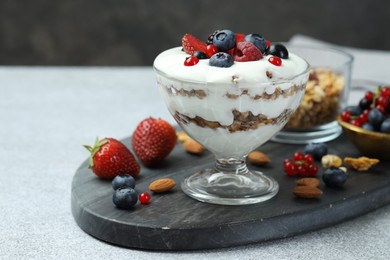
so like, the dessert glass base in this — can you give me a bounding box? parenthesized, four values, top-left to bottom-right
(181, 158, 279, 205)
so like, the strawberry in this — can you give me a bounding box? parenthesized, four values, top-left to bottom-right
(182, 33, 207, 55)
(132, 117, 177, 166)
(84, 138, 140, 179)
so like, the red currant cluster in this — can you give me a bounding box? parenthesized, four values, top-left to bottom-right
(283, 152, 319, 177)
(340, 86, 390, 132)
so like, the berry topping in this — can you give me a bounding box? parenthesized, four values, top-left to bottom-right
(132, 117, 177, 166)
(209, 52, 234, 68)
(139, 192, 151, 204)
(112, 174, 136, 190)
(207, 30, 220, 45)
(235, 33, 246, 43)
(212, 29, 236, 52)
(268, 56, 282, 66)
(83, 138, 140, 179)
(182, 33, 207, 55)
(184, 56, 200, 66)
(206, 44, 219, 58)
(267, 43, 289, 59)
(193, 51, 207, 59)
(322, 167, 347, 189)
(233, 42, 262, 62)
(113, 187, 138, 209)
(244, 33, 267, 53)
(304, 143, 328, 161)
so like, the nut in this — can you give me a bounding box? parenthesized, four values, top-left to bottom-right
(176, 131, 191, 143)
(296, 178, 320, 187)
(321, 154, 342, 168)
(292, 186, 323, 199)
(247, 150, 271, 165)
(344, 156, 379, 171)
(148, 178, 176, 193)
(182, 139, 204, 155)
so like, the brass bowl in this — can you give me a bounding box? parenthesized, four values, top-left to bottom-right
(338, 118, 390, 161)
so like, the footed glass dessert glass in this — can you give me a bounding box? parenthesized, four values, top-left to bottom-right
(154, 61, 310, 205)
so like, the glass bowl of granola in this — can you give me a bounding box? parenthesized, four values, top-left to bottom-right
(272, 45, 354, 144)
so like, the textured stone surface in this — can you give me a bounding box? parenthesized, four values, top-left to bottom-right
(0, 0, 389, 65)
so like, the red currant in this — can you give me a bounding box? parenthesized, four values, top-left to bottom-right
(266, 40, 271, 49)
(376, 104, 386, 114)
(358, 111, 369, 124)
(184, 56, 199, 66)
(380, 87, 390, 98)
(377, 96, 389, 108)
(284, 161, 297, 176)
(139, 192, 151, 204)
(297, 164, 308, 177)
(303, 154, 314, 164)
(206, 44, 218, 58)
(364, 91, 374, 102)
(350, 119, 362, 127)
(268, 56, 282, 66)
(293, 152, 305, 161)
(307, 164, 319, 176)
(340, 110, 351, 122)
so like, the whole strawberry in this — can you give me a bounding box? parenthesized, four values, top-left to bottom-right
(84, 138, 140, 179)
(132, 117, 177, 166)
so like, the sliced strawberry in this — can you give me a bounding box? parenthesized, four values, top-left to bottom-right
(182, 33, 207, 55)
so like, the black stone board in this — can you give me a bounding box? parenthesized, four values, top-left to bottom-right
(71, 134, 390, 250)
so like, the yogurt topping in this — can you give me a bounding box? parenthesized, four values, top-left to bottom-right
(154, 47, 309, 84)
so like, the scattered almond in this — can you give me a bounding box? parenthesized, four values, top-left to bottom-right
(296, 178, 320, 187)
(247, 150, 271, 165)
(182, 139, 204, 155)
(321, 154, 342, 168)
(344, 156, 379, 171)
(176, 131, 191, 143)
(148, 178, 176, 193)
(292, 186, 323, 199)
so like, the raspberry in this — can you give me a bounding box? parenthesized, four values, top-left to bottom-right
(233, 42, 262, 62)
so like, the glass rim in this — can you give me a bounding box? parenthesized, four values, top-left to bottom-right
(284, 44, 354, 68)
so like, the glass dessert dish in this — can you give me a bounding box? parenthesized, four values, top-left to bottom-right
(154, 45, 310, 205)
(272, 45, 354, 144)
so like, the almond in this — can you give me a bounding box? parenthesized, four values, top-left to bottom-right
(182, 139, 204, 155)
(292, 186, 323, 199)
(148, 178, 176, 193)
(247, 150, 271, 165)
(176, 131, 190, 143)
(296, 178, 320, 187)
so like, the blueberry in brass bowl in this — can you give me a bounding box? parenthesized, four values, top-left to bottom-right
(337, 117, 390, 161)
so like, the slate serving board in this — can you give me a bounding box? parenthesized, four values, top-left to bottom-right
(71, 134, 390, 250)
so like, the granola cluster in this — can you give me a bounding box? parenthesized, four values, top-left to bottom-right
(285, 69, 345, 130)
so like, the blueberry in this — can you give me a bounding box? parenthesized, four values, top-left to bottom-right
(207, 30, 220, 44)
(362, 123, 375, 132)
(267, 43, 289, 59)
(112, 174, 136, 190)
(358, 98, 371, 110)
(209, 52, 234, 68)
(322, 167, 347, 188)
(193, 51, 207, 59)
(380, 118, 390, 133)
(244, 34, 267, 53)
(304, 143, 328, 161)
(368, 108, 384, 129)
(212, 29, 236, 52)
(113, 188, 138, 209)
(345, 106, 362, 116)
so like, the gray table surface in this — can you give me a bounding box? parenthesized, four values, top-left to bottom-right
(1, 36, 389, 259)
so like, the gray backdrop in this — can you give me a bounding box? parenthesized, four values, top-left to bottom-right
(0, 0, 388, 66)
